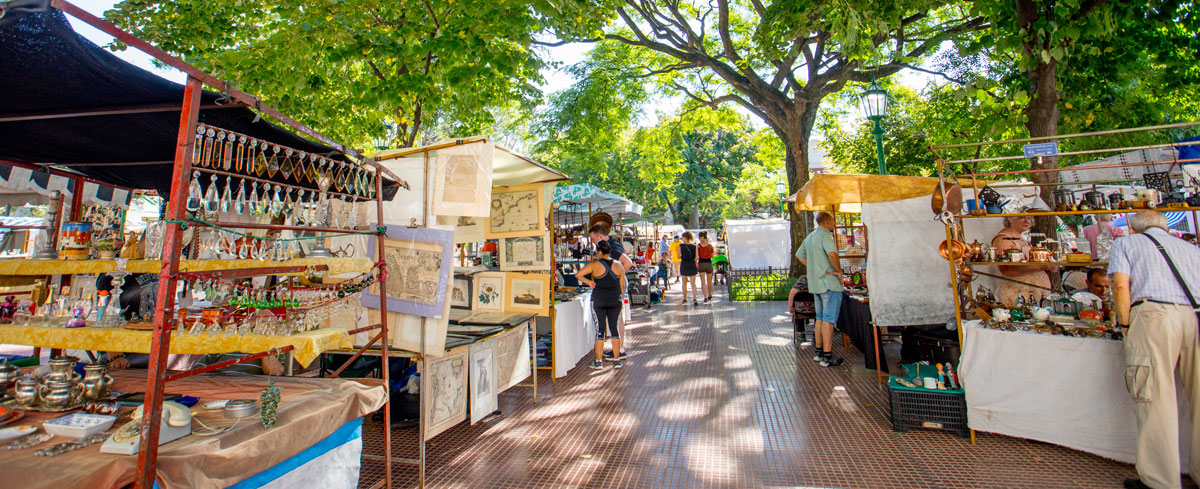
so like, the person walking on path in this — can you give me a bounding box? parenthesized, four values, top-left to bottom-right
(678, 232, 700, 304)
(669, 235, 682, 283)
(697, 231, 716, 302)
(652, 251, 670, 290)
(575, 240, 628, 370)
(796, 212, 845, 367)
(1109, 211, 1200, 489)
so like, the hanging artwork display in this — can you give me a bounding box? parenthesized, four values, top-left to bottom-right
(499, 233, 551, 271)
(450, 273, 472, 310)
(472, 271, 505, 312)
(424, 344, 469, 440)
(469, 339, 499, 425)
(363, 225, 454, 318)
(435, 215, 486, 244)
(505, 272, 552, 316)
(495, 323, 531, 392)
(485, 183, 545, 238)
(432, 141, 494, 217)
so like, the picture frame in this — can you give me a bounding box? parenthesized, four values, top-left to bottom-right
(424, 344, 469, 440)
(485, 183, 545, 238)
(450, 273, 472, 310)
(432, 141, 494, 218)
(363, 225, 455, 319)
(498, 232, 551, 271)
(469, 339, 498, 425)
(494, 324, 531, 392)
(504, 272, 551, 316)
(435, 215, 486, 244)
(472, 271, 505, 312)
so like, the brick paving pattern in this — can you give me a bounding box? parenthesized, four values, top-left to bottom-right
(358, 288, 1137, 488)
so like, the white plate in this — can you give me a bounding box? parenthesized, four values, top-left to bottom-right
(0, 425, 37, 440)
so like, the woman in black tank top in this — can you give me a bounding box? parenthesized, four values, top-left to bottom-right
(574, 240, 627, 369)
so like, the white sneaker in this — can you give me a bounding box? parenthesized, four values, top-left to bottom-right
(812, 352, 823, 362)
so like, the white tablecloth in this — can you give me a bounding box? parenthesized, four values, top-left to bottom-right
(960, 320, 1189, 463)
(553, 291, 595, 378)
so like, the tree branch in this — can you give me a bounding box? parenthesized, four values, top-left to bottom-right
(368, 61, 387, 82)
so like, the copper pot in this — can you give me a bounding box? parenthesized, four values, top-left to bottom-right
(1028, 245, 1053, 262)
(967, 240, 984, 260)
(939, 240, 968, 262)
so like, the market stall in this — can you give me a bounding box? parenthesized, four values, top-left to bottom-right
(0, 4, 402, 488)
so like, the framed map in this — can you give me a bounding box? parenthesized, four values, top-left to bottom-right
(499, 233, 551, 271)
(469, 339, 498, 425)
(505, 272, 551, 316)
(485, 183, 545, 238)
(424, 344, 468, 440)
(472, 272, 505, 312)
(432, 141, 493, 218)
(363, 225, 455, 318)
(450, 274, 472, 310)
(436, 215, 486, 244)
(495, 324, 531, 391)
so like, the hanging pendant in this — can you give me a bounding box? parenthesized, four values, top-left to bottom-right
(235, 181, 248, 214)
(260, 183, 273, 216)
(280, 149, 295, 179)
(193, 126, 205, 166)
(248, 181, 260, 214)
(186, 171, 203, 212)
(236, 136, 248, 173)
(253, 141, 269, 177)
(203, 174, 219, 216)
(220, 177, 233, 213)
(295, 153, 308, 183)
(267, 145, 281, 178)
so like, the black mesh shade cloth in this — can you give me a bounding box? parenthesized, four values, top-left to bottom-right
(0, 7, 398, 199)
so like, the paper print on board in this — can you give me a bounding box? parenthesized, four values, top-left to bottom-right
(450, 274, 472, 310)
(470, 340, 499, 424)
(433, 141, 493, 217)
(499, 233, 550, 271)
(472, 272, 505, 312)
(505, 272, 551, 316)
(363, 225, 454, 319)
(495, 325, 531, 392)
(436, 215, 486, 244)
(425, 345, 468, 440)
(486, 183, 545, 238)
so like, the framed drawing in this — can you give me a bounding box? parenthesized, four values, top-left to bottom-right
(424, 344, 468, 440)
(485, 183, 545, 238)
(436, 215, 486, 244)
(495, 322, 531, 391)
(363, 225, 454, 319)
(450, 274, 472, 310)
(432, 141, 493, 218)
(472, 272, 505, 312)
(498, 233, 551, 271)
(469, 339, 499, 424)
(505, 272, 551, 316)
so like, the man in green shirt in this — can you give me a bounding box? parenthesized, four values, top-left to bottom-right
(796, 211, 844, 367)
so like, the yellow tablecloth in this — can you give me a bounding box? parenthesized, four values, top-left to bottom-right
(0, 257, 373, 276)
(0, 325, 350, 367)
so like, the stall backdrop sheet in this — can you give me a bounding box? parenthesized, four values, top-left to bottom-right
(432, 140, 494, 217)
(363, 225, 454, 318)
(0, 369, 385, 489)
(860, 196, 956, 326)
(380, 157, 428, 226)
(724, 219, 791, 269)
(552, 291, 595, 379)
(960, 320, 1189, 464)
(0, 325, 348, 367)
(470, 339, 499, 424)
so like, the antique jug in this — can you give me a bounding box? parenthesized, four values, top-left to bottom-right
(0, 359, 19, 386)
(46, 355, 78, 381)
(14, 376, 41, 407)
(81, 363, 115, 401)
(39, 378, 82, 409)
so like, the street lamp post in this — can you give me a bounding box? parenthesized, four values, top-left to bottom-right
(859, 81, 890, 175)
(776, 179, 787, 218)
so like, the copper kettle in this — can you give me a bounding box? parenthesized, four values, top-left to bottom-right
(1028, 244, 1053, 262)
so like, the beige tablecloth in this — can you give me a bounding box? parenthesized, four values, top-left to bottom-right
(0, 369, 386, 489)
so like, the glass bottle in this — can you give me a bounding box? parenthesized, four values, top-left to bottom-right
(235, 181, 247, 214)
(186, 171, 203, 212)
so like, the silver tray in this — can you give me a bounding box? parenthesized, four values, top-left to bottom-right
(1, 399, 84, 413)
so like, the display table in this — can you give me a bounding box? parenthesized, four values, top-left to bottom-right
(0, 369, 386, 489)
(836, 293, 889, 372)
(552, 291, 594, 379)
(0, 325, 351, 367)
(959, 319, 1189, 463)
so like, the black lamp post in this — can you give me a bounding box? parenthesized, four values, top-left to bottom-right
(859, 81, 889, 175)
(775, 179, 787, 218)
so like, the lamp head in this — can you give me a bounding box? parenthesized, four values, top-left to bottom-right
(860, 81, 889, 120)
(775, 180, 786, 196)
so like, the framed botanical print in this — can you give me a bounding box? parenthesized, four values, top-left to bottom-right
(432, 141, 494, 218)
(485, 183, 545, 238)
(472, 271, 505, 312)
(504, 272, 551, 316)
(450, 273, 472, 310)
(363, 225, 455, 318)
(498, 233, 550, 271)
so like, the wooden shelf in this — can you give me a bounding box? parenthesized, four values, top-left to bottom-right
(970, 261, 1107, 267)
(959, 206, 1200, 219)
(0, 257, 373, 276)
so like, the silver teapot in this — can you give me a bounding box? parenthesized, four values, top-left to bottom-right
(0, 360, 19, 388)
(39, 377, 82, 409)
(81, 363, 115, 401)
(46, 355, 78, 381)
(14, 376, 41, 408)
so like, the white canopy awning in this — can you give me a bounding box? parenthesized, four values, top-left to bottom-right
(552, 183, 643, 220)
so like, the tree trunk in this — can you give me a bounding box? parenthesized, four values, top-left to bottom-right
(1018, 0, 1060, 242)
(689, 206, 700, 229)
(777, 107, 819, 277)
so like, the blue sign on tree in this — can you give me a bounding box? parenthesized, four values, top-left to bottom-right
(1023, 142, 1059, 157)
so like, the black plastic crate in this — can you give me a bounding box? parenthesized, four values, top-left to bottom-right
(888, 383, 969, 438)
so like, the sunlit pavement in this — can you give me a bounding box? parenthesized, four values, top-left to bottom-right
(360, 286, 1134, 488)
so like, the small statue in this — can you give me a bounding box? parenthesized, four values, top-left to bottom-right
(0, 296, 15, 323)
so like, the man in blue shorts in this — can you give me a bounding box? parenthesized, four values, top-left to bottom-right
(796, 212, 844, 367)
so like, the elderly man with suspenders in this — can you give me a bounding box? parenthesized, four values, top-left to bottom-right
(1109, 211, 1200, 489)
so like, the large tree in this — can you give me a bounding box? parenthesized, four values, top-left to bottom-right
(106, 0, 605, 149)
(570, 1, 987, 273)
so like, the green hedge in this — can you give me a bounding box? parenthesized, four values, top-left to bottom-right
(730, 273, 796, 301)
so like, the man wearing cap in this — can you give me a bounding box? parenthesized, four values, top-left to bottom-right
(1109, 211, 1200, 489)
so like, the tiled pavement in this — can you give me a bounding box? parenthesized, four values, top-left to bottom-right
(358, 287, 1137, 488)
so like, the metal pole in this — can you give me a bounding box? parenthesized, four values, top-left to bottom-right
(872, 118, 887, 175)
(373, 167, 393, 489)
(135, 75, 201, 489)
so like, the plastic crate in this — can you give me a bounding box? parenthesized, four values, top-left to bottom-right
(888, 377, 968, 438)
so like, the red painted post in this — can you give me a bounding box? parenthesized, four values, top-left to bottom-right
(134, 76, 202, 489)
(373, 163, 393, 488)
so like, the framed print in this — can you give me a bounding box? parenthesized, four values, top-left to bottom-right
(450, 273, 472, 310)
(424, 344, 468, 440)
(472, 271, 505, 312)
(495, 325, 531, 391)
(363, 225, 455, 318)
(432, 141, 494, 218)
(469, 339, 498, 424)
(498, 233, 550, 271)
(504, 272, 551, 316)
(485, 183, 545, 238)
(436, 215, 486, 244)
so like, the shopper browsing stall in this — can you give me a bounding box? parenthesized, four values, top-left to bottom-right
(1069, 267, 1111, 299)
(990, 214, 1056, 307)
(697, 231, 715, 302)
(796, 212, 844, 367)
(1109, 211, 1200, 489)
(575, 240, 627, 370)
